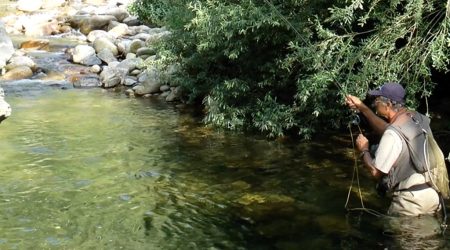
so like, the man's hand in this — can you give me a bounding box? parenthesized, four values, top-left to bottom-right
(345, 95, 363, 111)
(356, 134, 369, 152)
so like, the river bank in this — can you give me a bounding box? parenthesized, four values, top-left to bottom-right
(0, 0, 182, 103)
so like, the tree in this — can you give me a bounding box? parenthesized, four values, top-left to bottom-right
(130, 0, 450, 139)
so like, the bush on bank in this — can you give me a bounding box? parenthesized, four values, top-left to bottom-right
(130, 0, 450, 139)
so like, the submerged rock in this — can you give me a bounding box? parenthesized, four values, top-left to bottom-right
(19, 39, 50, 51)
(235, 193, 296, 222)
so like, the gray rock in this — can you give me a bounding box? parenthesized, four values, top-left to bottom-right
(102, 7, 129, 22)
(73, 76, 101, 88)
(116, 40, 130, 55)
(100, 66, 121, 88)
(123, 16, 141, 26)
(5, 56, 36, 71)
(125, 89, 135, 96)
(93, 37, 118, 56)
(90, 65, 102, 73)
(117, 58, 143, 73)
(129, 33, 151, 41)
(126, 53, 136, 59)
(123, 77, 137, 86)
(69, 15, 117, 35)
(130, 69, 141, 75)
(108, 23, 129, 38)
(136, 47, 155, 57)
(129, 25, 151, 34)
(87, 30, 114, 43)
(132, 67, 161, 95)
(129, 39, 145, 54)
(0, 22, 15, 69)
(72, 45, 96, 64)
(80, 54, 102, 66)
(160, 85, 170, 92)
(166, 86, 182, 102)
(97, 49, 118, 64)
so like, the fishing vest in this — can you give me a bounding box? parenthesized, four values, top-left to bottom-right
(383, 111, 431, 191)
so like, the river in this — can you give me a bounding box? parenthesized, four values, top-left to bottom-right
(0, 1, 449, 249)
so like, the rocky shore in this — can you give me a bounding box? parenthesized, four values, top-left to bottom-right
(0, 0, 182, 105)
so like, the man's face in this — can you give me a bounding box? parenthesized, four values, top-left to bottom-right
(372, 96, 389, 118)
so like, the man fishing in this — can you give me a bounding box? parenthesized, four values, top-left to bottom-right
(345, 82, 447, 216)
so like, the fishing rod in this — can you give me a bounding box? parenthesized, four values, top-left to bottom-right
(262, 0, 309, 45)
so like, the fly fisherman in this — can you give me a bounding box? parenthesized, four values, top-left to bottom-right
(345, 82, 448, 216)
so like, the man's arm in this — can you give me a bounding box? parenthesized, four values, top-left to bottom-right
(360, 151, 385, 180)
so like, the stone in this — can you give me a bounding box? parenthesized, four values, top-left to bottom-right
(42, 0, 66, 9)
(0, 22, 15, 68)
(97, 49, 118, 64)
(90, 65, 102, 73)
(136, 47, 155, 57)
(72, 76, 101, 88)
(80, 55, 102, 66)
(108, 23, 129, 38)
(100, 66, 121, 88)
(129, 39, 145, 54)
(87, 30, 114, 43)
(102, 7, 129, 22)
(0, 87, 11, 120)
(5, 56, 36, 71)
(165, 87, 182, 102)
(93, 37, 119, 56)
(123, 16, 141, 26)
(17, 0, 43, 12)
(19, 39, 50, 51)
(2, 66, 33, 80)
(68, 15, 117, 35)
(72, 45, 96, 64)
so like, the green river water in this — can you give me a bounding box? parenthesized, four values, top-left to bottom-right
(0, 82, 448, 249)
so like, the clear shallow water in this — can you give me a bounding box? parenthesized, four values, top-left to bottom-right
(0, 86, 449, 249)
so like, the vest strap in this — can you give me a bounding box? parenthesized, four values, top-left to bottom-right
(395, 182, 431, 192)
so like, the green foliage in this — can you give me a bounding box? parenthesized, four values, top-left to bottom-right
(128, 0, 193, 28)
(130, 0, 450, 139)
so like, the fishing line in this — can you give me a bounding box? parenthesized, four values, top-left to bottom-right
(345, 122, 385, 218)
(262, 0, 310, 45)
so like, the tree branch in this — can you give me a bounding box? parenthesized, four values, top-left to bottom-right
(447, 0, 450, 18)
